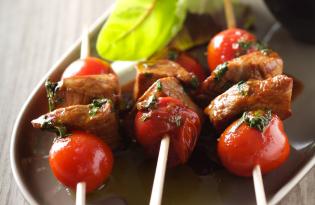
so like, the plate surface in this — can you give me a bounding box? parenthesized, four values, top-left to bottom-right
(10, 1, 315, 205)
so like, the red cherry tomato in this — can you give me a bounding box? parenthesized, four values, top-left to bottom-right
(49, 131, 113, 192)
(175, 52, 206, 81)
(61, 57, 112, 79)
(218, 113, 290, 177)
(135, 97, 201, 166)
(207, 28, 256, 71)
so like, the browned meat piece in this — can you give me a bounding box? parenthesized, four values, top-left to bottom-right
(205, 75, 292, 131)
(137, 77, 203, 118)
(32, 99, 121, 150)
(202, 50, 283, 98)
(47, 74, 120, 109)
(134, 60, 199, 99)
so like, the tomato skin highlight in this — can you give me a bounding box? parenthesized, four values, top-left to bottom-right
(61, 57, 112, 79)
(49, 131, 113, 192)
(207, 28, 256, 71)
(218, 115, 290, 177)
(135, 97, 201, 166)
(175, 52, 206, 81)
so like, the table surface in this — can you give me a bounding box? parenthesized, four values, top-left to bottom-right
(0, 0, 314, 204)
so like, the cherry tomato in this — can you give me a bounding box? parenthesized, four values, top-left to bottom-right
(135, 97, 201, 166)
(61, 57, 112, 79)
(207, 28, 256, 71)
(49, 131, 113, 192)
(175, 52, 206, 81)
(218, 112, 290, 177)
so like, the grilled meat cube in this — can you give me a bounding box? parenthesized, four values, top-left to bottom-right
(202, 50, 283, 98)
(32, 99, 121, 150)
(205, 75, 292, 131)
(134, 60, 199, 99)
(137, 77, 203, 118)
(47, 74, 120, 109)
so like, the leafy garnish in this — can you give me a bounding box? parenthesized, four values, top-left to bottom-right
(45, 80, 59, 112)
(242, 110, 272, 132)
(190, 75, 200, 88)
(237, 81, 249, 96)
(142, 95, 158, 110)
(213, 62, 228, 81)
(169, 115, 182, 127)
(235, 40, 269, 56)
(156, 80, 163, 91)
(41, 117, 68, 138)
(88, 99, 109, 117)
(170, 13, 221, 51)
(96, 0, 187, 61)
(167, 50, 179, 60)
(140, 112, 152, 122)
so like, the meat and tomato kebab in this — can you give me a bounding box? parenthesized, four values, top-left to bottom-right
(31, 28, 294, 193)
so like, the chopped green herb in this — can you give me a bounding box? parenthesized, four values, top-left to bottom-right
(242, 110, 272, 132)
(41, 117, 68, 137)
(88, 99, 109, 116)
(260, 48, 271, 56)
(236, 40, 269, 56)
(142, 95, 158, 110)
(238, 41, 253, 51)
(255, 41, 268, 50)
(140, 112, 152, 122)
(190, 75, 200, 88)
(237, 81, 249, 96)
(169, 115, 182, 127)
(213, 62, 228, 81)
(156, 80, 163, 91)
(45, 80, 59, 112)
(167, 50, 179, 61)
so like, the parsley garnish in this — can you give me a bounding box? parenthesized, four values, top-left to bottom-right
(237, 81, 249, 96)
(190, 75, 200, 89)
(140, 112, 152, 121)
(213, 62, 228, 81)
(143, 95, 158, 110)
(156, 80, 163, 91)
(41, 117, 68, 137)
(242, 110, 272, 132)
(235, 40, 269, 56)
(45, 80, 59, 112)
(88, 99, 109, 116)
(168, 50, 179, 61)
(169, 115, 182, 127)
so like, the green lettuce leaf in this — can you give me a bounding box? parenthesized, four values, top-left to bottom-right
(96, 0, 187, 61)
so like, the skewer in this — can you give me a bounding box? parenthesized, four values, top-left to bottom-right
(80, 28, 90, 60)
(76, 182, 86, 205)
(253, 165, 267, 205)
(223, 1, 267, 205)
(75, 28, 90, 205)
(223, 0, 236, 28)
(149, 136, 170, 205)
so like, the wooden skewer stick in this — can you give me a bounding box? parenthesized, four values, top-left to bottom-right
(149, 136, 170, 205)
(253, 165, 267, 205)
(223, 0, 236, 28)
(76, 182, 86, 205)
(80, 28, 90, 60)
(223, 1, 267, 205)
(75, 28, 90, 205)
